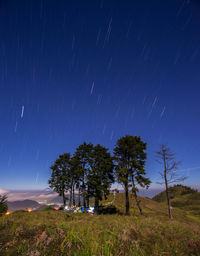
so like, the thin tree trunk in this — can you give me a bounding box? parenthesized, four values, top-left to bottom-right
(82, 176, 86, 209)
(131, 177, 144, 216)
(83, 188, 86, 209)
(69, 188, 72, 207)
(164, 156, 173, 219)
(62, 191, 66, 206)
(87, 197, 89, 207)
(86, 186, 90, 207)
(125, 183, 130, 216)
(165, 177, 172, 219)
(133, 189, 144, 216)
(95, 197, 99, 208)
(72, 187, 74, 206)
(78, 187, 81, 207)
(62, 182, 66, 206)
(72, 184, 75, 206)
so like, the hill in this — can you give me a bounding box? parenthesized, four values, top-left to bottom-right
(1, 193, 200, 255)
(7, 200, 41, 212)
(152, 184, 198, 202)
(152, 184, 200, 220)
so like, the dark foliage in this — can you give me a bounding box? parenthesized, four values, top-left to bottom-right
(114, 135, 151, 215)
(0, 195, 8, 216)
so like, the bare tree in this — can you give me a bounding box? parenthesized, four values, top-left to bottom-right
(156, 144, 186, 219)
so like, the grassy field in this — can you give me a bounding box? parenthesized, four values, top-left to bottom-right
(0, 193, 200, 256)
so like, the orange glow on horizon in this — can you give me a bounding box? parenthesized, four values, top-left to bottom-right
(27, 208, 32, 212)
(5, 211, 10, 216)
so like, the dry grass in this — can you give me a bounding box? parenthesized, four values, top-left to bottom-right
(0, 194, 200, 256)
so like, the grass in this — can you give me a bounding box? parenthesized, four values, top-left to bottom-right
(0, 193, 200, 256)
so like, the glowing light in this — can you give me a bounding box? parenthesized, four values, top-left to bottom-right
(54, 207, 59, 210)
(5, 211, 10, 216)
(27, 208, 32, 212)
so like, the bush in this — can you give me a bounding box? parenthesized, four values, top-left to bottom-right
(97, 205, 119, 214)
(0, 194, 8, 216)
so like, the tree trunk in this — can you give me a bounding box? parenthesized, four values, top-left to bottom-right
(82, 180, 86, 209)
(165, 178, 172, 219)
(72, 185, 75, 206)
(164, 156, 173, 219)
(69, 188, 72, 207)
(62, 183, 66, 206)
(125, 183, 130, 216)
(133, 189, 144, 216)
(86, 186, 90, 207)
(62, 191, 66, 206)
(95, 197, 99, 208)
(87, 197, 89, 207)
(83, 189, 86, 209)
(78, 187, 81, 207)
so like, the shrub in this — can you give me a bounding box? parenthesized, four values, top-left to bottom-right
(0, 194, 8, 216)
(97, 205, 119, 214)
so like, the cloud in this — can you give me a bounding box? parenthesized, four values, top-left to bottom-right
(0, 188, 8, 195)
(180, 166, 200, 172)
(4, 190, 58, 203)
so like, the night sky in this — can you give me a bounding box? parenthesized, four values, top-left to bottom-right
(0, 0, 200, 191)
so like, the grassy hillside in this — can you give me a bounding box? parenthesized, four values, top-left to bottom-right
(0, 193, 200, 256)
(152, 185, 198, 202)
(152, 185, 200, 221)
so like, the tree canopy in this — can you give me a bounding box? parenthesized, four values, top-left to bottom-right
(114, 135, 151, 215)
(48, 135, 152, 215)
(48, 153, 71, 206)
(87, 144, 114, 207)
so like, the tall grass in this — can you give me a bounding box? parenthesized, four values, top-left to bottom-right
(0, 194, 200, 255)
(0, 209, 200, 256)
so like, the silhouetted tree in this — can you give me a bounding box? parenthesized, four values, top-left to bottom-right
(87, 144, 114, 208)
(48, 153, 71, 206)
(0, 194, 8, 216)
(70, 154, 85, 206)
(72, 142, 93, 208)
(114, 135, 151, 216)
(156, 144, 186, 219)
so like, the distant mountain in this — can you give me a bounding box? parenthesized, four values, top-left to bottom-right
(8, 199, 41, 212)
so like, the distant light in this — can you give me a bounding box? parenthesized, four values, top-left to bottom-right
(54, 207, 59, 210)
(5, 211, 10, 216)
(27, 208, 32, 212)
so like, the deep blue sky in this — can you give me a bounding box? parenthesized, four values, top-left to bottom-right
(0, 0, 200, 191)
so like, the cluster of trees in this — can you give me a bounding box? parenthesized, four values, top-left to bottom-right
(0, 136, 183, 219)
(49, 135, 151, 216)
(49, 142, 114, 209)
(49, 135, 184, 218)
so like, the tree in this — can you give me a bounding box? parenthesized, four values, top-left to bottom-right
(87, 144, 114, 208)
(72, 143, 114, 208)
(114, 135, 151, 216)
(72, 142, 93, 208)
(156, 144, 186, 219)
(70, 154, 84, 206)
(48, 153, 71, 206)
(0, 194, 8, 216)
